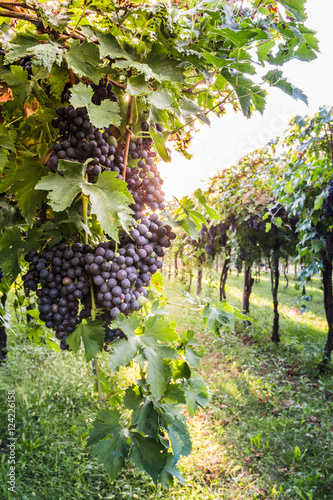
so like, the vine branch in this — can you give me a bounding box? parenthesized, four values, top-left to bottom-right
(122, 96, 134, 181)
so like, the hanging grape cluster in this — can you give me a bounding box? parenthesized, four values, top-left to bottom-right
(24, 78, 176, 349)
(323, 179, 333, 218)
(199, 221, 230, 259)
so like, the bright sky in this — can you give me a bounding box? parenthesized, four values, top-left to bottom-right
(159, 0, 333, 200)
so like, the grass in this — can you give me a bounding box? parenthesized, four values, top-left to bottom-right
(1, 269, 333, 499)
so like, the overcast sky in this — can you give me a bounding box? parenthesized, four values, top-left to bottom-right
(159, 0, 333, 200)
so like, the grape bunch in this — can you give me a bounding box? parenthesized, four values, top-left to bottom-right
(34, 80, 176, 349)
(198, 221, 230, 259)
(23, 242, 90, 340)
(103, 326, 126, 351)
(19, 56, 32, 76)
(0, 268, 3, 283)
(323, 179, 333, 218)
(0, 47, 5, 57)
(82, 214, 176, 319)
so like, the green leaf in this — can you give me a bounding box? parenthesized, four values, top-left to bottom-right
(202, 300, 237, 334)
(0, 124, 15, 151)
(1, 155, 47, 223)
(49, 64, 69, 99)
(0, 226, 25, 286)
(36, 160, 85, 212)
(131, 401, 159, 440)
(160, 384, 186, 405)
(66, 321, 105, 362)
(127, 74, 148, 96)
(314, 195, 323, 210)
(179, 98, 210, 126)
(159, 454, 184, 487)
(194, 188, 218, 220)
(89, 409, 122, 446)
(82, 171, 134, 242)
(211, 27, 256, 48)
(148, 88, 173, 110)
(36, 163, 133, 240)
(111, 314, 178, 398)
(89, 409, 130, 481)
(93, 29, 131, 60)
(64, 39, 101, 84)
(4, 31, 48, 64)
(257, 40, 275, 65)
(29, 42, 64, 74)
(276, 0, 306, 21)
(123, 386, 143, 410)
(69, 83, 121, 128)
(130, 432, 167, 486)
(166, 415, 192, 460)
(108, 337, 139, 372)
(294, 42, 317, 62)
(182, 377, 210, 416)
(2, 65, 31, 107)
(264, 70, 308, 105)
(148, 125, 171, 163)
(144, 315, 179, 343)
(92, 433, 130, 481)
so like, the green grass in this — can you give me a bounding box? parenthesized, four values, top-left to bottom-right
(1, 269, 333, 499)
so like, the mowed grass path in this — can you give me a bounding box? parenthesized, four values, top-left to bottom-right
(0, 270, 332, 499)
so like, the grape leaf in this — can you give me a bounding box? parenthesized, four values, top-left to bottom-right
(194, 188, 219, 220)
(181, 377, 210, 417)
(64, 39, 101, 84)
(1, 155, 47, 223)
(264, 69, 308, 105)
(82, 171, 134, 242)
(123, 385, 143, 410)
(110, 314, 178, 398)
(89, 409, 123, 446)
(4, 31, 48, 64)
(165, 415, 192, 460)
(277, 0, 306, 21)
(36, 162, 133, 239)
(179, 98, 210, 126)
(131, 400, 159, 440)
(130, 432, 167, 486)
(93, 29, 131, 60)
(0, 226, 25, 286)
(127, 74, 148, 96)
(36, 160, 85, 212)
(89, 409, 130, 481)
(2, 65, 31, 107)
(160, 384, 186, 405)
(66, 320, 105, 362)
(148, 126, 171, 163)
(159, 454, 184, 488)
(0, 124, 15, 152)
(49, 64, 69, 99)
(29, 43, 64, 74)
(144, 315, 179, 343)
(69, 83, 121, 128)
(148, 88, 173, 110)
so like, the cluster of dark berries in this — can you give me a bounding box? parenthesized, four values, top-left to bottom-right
(19, 56, 32, 76)
(23, 242, 90, 340)
(103, 326, 126, 351)
(323, 179, 333, 218)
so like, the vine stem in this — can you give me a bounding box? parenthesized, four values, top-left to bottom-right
(94, 356, 105, 409)
(122, 96, 134, 181)
(0, 9, 38, 21)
